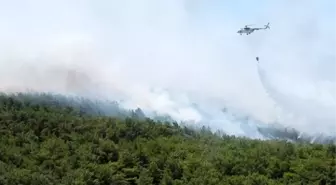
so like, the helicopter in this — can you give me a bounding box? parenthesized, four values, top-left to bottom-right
(237, 22, 270, 35)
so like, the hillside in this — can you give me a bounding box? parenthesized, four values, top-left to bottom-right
(0, 93, 335, 185)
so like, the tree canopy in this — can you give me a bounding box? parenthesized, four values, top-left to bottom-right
(0, 93, 335, 185)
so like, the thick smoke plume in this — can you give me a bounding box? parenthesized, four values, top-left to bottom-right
(0, 0, 334, 141)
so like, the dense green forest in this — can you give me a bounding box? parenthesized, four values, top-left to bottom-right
(0, 93, 335, 185)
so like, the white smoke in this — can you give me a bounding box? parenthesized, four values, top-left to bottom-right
(0, 0, 334, 138)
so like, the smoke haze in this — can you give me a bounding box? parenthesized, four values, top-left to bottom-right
(0, 0, 335, 138)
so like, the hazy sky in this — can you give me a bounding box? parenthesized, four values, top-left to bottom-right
(0, 0, 334, 135)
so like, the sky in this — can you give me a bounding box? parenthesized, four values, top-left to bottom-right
(0, 0, 334, 136)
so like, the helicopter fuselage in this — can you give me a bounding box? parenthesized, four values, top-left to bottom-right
(237, 28, 256, 35)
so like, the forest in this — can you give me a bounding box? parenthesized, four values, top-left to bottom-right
(0, 92, 335, 185)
